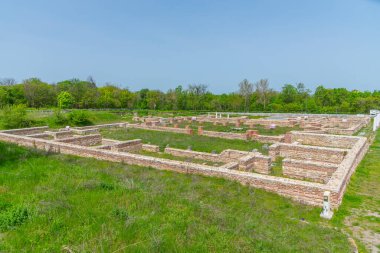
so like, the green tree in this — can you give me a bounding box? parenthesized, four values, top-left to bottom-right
(280, 84, 298, 104)
(23, 78, 55, 107)
(57, 91, 75, 109)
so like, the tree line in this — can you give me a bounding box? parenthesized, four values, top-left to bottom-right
(0, 77, 379, 113)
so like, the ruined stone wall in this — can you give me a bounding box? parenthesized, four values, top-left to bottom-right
(142, 144, 160, 152)
(220, 149, 251, 159)
(290, 132, 358, 148)
(244, 119, 295, 128)
(72, 123, 125, 130)
(25, 133, 52, 140)
(253, 135, 284, 143)
(269, 143, 347, 164)
(200, 130, 247, 140)
(238, 154, 271, 174)
(126, 124, 191, 135)
(282, 159, 338, 183)
(164, 147, 227, 162)
(110, 139, 142, 152)
(71, 128, 99, 135)
(0, 126, 49, 135)
(326, 137, 368, 206)
(57, 134, 102, 146)
(45, 130, 73, 139)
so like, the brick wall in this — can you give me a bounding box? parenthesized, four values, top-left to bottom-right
(200, 130, 247, 140)
(282, 159, 338, 183)
(269, 143, 346, 164)
(57, 134, 102, 146)
(110, 139, 142, 152)
(290, 132, 358, 148)
(0, 126, 49, 135)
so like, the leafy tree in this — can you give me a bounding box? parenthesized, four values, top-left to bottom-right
(23, 78, 55, 107)
(255, 79, 270, 110)
(239, 79, 253, 112)
(280, 84, 298, 104)
(57, 91, 75, 109)
(0, 87, 9, 107)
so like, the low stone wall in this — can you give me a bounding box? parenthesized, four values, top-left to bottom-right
(71, 128, 99, 135)
(253, 135, 284, 143)
(126, 124, 192, 135)
(164, 147, 271, 174)
(326, 137, 368, 206)
(57, 134, 102, 146)
(245, 119, 295, 128)
(45, 130, 73, 139)
(220, 149, 250, 160)
(238, 154, 271, 174)
(165, 147, 225, 162)
(110, 139, 142, 152)
(200, 130, 247, 140)
(164, 148, 248, 163)
(290, 131, 358, 148)
(142, 144, 160, 152)
(72, 123, 125, 130)
(25, 133, 52, 140)
(283, 159, 338, 183)
(269, 143, 347, 164)
(0, 126, 49, 135)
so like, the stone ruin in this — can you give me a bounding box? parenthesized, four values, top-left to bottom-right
(0, 114, 371, 217)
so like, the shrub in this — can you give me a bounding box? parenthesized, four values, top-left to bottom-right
(0, 104, 30, 129)
(67, 110, 92, 126)
(52, 109, 68, 125)
(0, 204, 30, 231)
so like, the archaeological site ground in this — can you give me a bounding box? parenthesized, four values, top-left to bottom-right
(0, 111, 379, 252)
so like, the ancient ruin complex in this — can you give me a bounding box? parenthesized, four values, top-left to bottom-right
(0, 113, 371, 212)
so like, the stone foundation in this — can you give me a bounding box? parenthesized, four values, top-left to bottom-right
(0, 117, 369, 209)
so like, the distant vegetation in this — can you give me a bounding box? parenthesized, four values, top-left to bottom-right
(0, 77, 379, 113)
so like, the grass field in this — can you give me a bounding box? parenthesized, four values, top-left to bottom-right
(132, 150, 225, 166)
(166, 121, 299, 136)
(26, 110, 133, 128)
(0, 141, 353, 252)
(101, 128, 268, 154)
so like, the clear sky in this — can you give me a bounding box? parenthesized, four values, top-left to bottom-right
(1, 0, 379, 93)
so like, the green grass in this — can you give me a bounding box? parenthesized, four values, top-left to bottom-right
(332, 128, 380, 252)
(271, 157, 284, 176)
(132, 150, 225, 166)
(25, 110, 133, 129)
(0, 141, 352, 252)
(167, 121, 298, 136)
(101, 128, 268, 154)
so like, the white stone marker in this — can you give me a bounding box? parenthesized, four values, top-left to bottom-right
(320, 191, 334, 219)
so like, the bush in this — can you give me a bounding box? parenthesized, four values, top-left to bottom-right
(0, 204, 30, 231)
(67, 110, 92, 126)
(1, 104, 30, 129)
(52, 109, 68, 125)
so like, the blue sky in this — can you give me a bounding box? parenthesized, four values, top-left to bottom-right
(0, 0, 379, 93)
